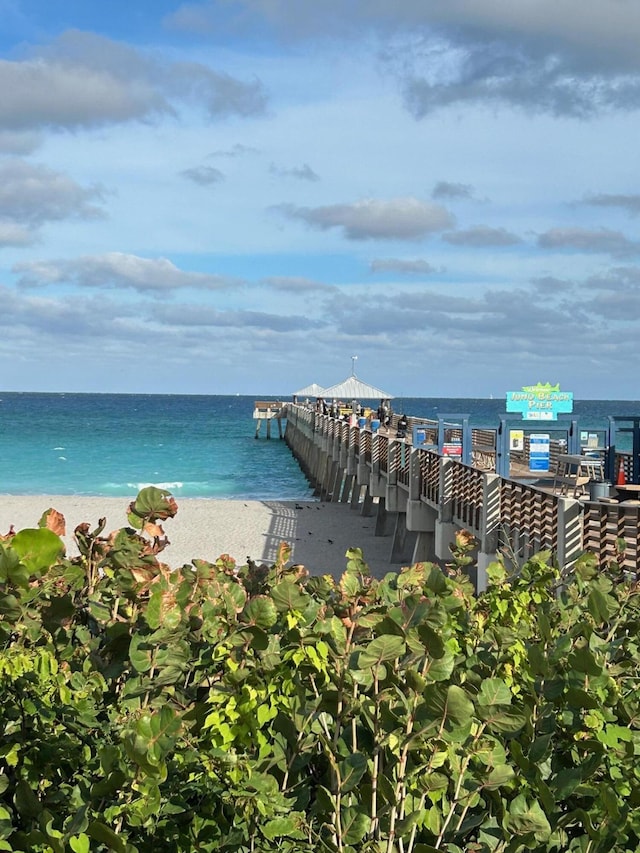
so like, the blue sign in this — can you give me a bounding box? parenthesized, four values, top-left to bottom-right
(506, 384, 573, 421)
(529, 433, 550, 472)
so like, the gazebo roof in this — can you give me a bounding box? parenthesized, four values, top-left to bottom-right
(292, 382, 326, 397)
(321, 374, 393, 400)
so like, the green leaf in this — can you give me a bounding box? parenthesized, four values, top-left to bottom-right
(129, 634, 153, 673)
(0, 592, 21, 620)
(339, 753, 367, 793)
(261, 815, 305, 840)
(416, 623, 445, 659)
(484, 764, 515, 790)
(10, 528, 64, 575)
(596, 723, 633, 748)
(424, 648, 455, 681)
(69, 835, 91, 853)
(357, 635, 406, 669)
(13, 779, 42, 819)
(242, 595, 278, 629)
(528, 734, 553, 763)
(87, 820, 127, 852)
(479, 705, 527, 734)
(145, 591, 163, 629)
(550, 767, 583, 799)
(271, 580, 309, 613)
(568, 646, 603, 676)
(506, 794, 551, 841)
(0, 544, 29, 587)
(445, 685, 475, 725)
(588, 587, 618, 623)
(477, 678, 512, 706)
(340, 571, 361, 598)
(65, 804, 89, 837)
(127, 487, 176, 528)
(340, 806, 370, 844)
(424, 684, 475, 729)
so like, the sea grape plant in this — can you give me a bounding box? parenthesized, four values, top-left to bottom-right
(0, 486, 639, 852)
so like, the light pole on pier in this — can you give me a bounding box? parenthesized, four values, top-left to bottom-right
(351, 355, 358, 376)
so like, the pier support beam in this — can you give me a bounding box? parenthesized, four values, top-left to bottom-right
(360, 488, 375, 517)
(390, 512, 418, 564)
(412, 531, 436, 564)
(340, 473, 355, 503)
(374, 497, 397, 537)
(351, 482, 364, 509)
(320, 459, 338, 500)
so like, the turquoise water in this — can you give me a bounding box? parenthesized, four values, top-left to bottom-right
(0, 393, 311, 499)
(0, 393, 637, 497)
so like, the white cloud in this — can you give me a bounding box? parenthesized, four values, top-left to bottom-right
(582, 194, 640, 216)
(537, 227, 640, 257)
(432, 181, 475, 200)
(0, 29, 267, 134)
(442, 225, 521, 247)
(14, 253, 244, 295)
(270, 162, 320, 181)
(273, 197, 454, 240)
(369, 258, 437, 275)
(151, 302, 321, 331)
(0, 158, 105, 225)
(0, 222, 36, 248)
(263, 276, 338, 294)
(180, 165, 225, 185)
(168, 1, 640, 117)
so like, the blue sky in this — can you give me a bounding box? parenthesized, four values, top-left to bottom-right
(1, 0, 640, 398)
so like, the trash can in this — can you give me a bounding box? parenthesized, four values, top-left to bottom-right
(371, 419, 380, 433)
(358, 417, 367, 429)
(588, 481, 611, 501)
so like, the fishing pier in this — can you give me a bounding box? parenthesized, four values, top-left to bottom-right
(282, 404, 640, 591)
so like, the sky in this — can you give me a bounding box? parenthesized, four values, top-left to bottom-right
(1, 0, 640, 399)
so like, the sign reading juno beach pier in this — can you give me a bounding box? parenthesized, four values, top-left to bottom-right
(506, 383, 573, 421)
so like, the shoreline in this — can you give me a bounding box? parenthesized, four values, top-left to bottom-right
(0, 495, 394, 579)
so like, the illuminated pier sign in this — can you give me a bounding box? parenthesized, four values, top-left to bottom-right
(506, 383, 573, 421)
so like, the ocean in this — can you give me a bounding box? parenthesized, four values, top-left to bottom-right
(0, 393, 638, 498)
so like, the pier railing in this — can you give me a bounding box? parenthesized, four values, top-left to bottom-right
(284, 405, 638, 586)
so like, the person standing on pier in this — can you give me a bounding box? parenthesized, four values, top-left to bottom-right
(396, 413, 408, 439)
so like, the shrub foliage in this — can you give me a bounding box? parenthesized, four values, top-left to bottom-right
(0, 487, 639, 852)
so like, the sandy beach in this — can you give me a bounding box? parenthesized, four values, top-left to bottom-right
(0, 495, 396, 579)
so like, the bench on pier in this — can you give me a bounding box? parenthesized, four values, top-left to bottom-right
(552, 454, 591, 497)
(472, 442, 496, 471)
